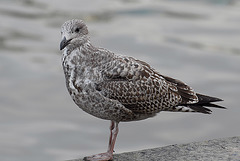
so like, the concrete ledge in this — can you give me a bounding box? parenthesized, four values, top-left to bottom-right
(68, 136, 240, 161)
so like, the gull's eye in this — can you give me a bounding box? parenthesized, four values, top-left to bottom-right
(75, 28, 80, 33)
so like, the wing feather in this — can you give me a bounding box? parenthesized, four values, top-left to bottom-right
(97, 56, 189, 114)
(160, 75, 198, 104)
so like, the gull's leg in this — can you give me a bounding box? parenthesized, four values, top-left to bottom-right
(83, 121, 119, 161)
(108, 121, 115, 151)
(108, 121, 118, 154)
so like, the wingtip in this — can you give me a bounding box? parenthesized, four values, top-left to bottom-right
(196, 93, 224, 103)
(215, 97, 224, 102)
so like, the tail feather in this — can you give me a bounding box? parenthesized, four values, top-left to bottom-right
(187, 105, 212, 114)
(201, 103, 226, 109)
(185, 93, 226, 114)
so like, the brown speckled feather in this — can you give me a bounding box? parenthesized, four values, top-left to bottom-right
(97, 56, 198, 116)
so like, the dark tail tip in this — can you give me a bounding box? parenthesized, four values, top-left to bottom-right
(186, 93, 226, 114)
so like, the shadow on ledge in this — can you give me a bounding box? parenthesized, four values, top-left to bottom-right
(68, 136, 240, 161)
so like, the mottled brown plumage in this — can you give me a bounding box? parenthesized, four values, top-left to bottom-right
(60, 19, 225, 161)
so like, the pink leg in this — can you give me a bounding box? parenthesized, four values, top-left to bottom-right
(108, 121, 118, 154)
(83, 121, 119, 161)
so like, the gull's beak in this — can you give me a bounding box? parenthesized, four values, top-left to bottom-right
(60, 36, 72, 50)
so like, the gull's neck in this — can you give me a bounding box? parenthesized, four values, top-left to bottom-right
(62, 38, 100, 68)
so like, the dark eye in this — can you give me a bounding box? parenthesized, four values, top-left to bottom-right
(75, 28, 80, 33)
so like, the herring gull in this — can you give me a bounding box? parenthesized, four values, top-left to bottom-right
(60, 19, 225, 161)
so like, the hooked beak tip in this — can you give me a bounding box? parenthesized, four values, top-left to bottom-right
(60, 37, 71, 50)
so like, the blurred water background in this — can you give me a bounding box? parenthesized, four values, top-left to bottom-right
(0, 0, 240, 161)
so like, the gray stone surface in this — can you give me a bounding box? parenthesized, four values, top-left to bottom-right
(68, 136, 240, 161)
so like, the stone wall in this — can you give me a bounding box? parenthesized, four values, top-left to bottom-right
(68, 136, 240, 161)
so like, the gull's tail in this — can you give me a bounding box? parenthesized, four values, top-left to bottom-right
(186, 93, 226, 114)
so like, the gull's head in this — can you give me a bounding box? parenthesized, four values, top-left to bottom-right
(60, 19, 88, 50)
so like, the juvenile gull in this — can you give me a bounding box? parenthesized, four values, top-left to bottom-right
(60, 19, 225, 161)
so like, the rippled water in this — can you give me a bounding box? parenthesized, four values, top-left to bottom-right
(0, 0, 240, 161)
